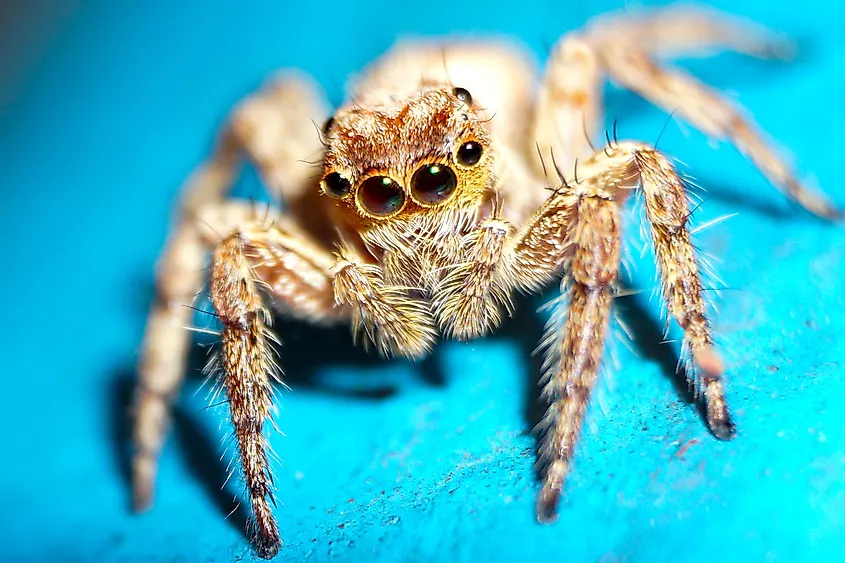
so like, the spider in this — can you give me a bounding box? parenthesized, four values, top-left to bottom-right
(131, 4, 839, 559)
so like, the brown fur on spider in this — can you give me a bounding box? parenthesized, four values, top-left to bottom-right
(131, 4, 839, 558)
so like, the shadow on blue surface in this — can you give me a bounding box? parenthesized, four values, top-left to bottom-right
(107, 279, 711, 551)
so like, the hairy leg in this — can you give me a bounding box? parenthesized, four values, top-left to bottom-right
(597, 47, 838, 218)
(534, 195, 621, 521)
(584, 3, 794, 60)
(209, 216, 344, 558)
(134, 202, 256, 510)
(526, 3, 804, 220)
(184, 71, 330, 212)
(530, 35, 603, 177)
(506, 141, 733, 520)
(133, 73, 329, 511)
(577, 6, 839, 218)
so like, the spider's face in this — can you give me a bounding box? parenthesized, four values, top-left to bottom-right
(319, 86, 493, 227)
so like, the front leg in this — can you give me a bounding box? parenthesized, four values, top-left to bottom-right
(507, 142, 734, 520)
(207, 216, 345, 558)
(508, 184, 621, 521)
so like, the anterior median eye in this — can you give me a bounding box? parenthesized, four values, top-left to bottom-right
(411, 164, 457, 205)
(358, 176, 405, 216)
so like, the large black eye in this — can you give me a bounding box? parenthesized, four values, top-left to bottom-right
(452, 87, 472, 106)
(358, 176, 405, 216)
(411, 164, 457, 205)
(322, 172, 351, 198)
(457, 141, 483, 166)
(322, 116, 335, 136)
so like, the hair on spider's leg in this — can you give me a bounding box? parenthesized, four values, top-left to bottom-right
(581, 112, 597, 153)
(654, 109, 679, 151)
(181, 206, 226, 246)
(592, 288, 631, 430)
(689, 213, 739, 236)
(536, 146, 561, 195)
(440, 46, 454, 88)
(536, 142, 550, 184)
(548, 148, 572, 196)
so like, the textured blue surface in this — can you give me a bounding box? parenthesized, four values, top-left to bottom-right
(1, 1, 844, 562)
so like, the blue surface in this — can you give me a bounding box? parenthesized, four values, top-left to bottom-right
(1, 1, 844, 561)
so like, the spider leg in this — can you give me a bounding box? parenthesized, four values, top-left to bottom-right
(209, 216, 344, 558)
(591, 38, 840, 218)
(134, 73, 329, 516)
(133, 201, 256, 511)
(527, 3, 794, 214)
(584, 3, 794, 60)
(182, 71, 330, 214)
(505, 141, 733, 521)
(530, 35, 603, 176)
(535, 197, 620, 523)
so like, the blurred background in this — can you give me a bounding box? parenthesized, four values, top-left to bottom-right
(1, 1, 843, 561)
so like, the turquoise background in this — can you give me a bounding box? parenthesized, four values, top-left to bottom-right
(1, 1, 843, 561)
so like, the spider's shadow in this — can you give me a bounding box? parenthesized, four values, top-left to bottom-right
(111, 274, 735, 541)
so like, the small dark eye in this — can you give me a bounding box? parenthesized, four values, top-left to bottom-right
(452, 87, 472, 106)
(456, 141, 483, 166)
(322, 116, 335, 136)
(411, 164, 457, 205)
(358, 176, 405, 216)
(322, 172, 351, 198)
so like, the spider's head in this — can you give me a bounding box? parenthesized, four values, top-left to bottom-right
(318, 86, 494, 235)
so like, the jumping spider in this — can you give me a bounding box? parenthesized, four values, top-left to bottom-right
(132, 4, 839, 558)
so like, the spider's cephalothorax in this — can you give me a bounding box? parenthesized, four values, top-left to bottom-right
(324, 89, 492, 259)
(131, 4, 840, 558)
(319, 86, 510, 354)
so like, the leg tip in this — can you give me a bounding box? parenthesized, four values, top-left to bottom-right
(709, 417, 737, 441)
(536, 487, 561, 524)
(254, 535, 282, 560)
(131, 462, 155, 513)
(132, 490, 153, 513)
(790, 187, 845, 221)
(249, 518, 283, 559)
(762, 36, 797, 61)
(806, 199, 845, 221)
(823, 207, 845, 222)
